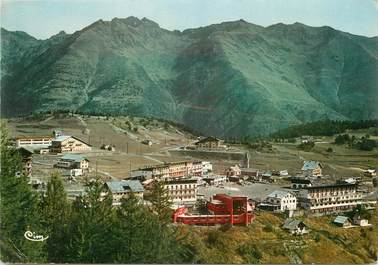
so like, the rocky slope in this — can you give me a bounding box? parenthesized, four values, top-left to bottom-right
(1, 17, 377, 137)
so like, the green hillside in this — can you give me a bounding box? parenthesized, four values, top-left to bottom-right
(1, 17, 377, 137)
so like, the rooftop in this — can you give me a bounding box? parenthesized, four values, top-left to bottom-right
(302, 161, 322, 170)
(53, 135, 72, 142)
(106, 180, 144, 193)
(334, 215, 350, 224)
(306, 183, 357, 190)
(267, 190, 292, 199)
(283, 219, 306, 230)
(61, 154, 88, 162)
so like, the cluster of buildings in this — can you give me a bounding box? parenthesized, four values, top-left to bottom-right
(14, 130, 92, 178)
(13, 130, 376, 229)
(14, 130, 91, 154)
(127, 160, 213, 207)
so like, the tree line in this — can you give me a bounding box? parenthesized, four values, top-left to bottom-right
(0, 125, 193, 263)
(270, 119, 378, 139)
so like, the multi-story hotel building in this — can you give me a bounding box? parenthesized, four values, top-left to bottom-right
(297, 183, 363, 215)
(131, 160, 210, 181)
(164, 178, 198, 206)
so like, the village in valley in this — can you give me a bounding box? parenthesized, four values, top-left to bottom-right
(9, 113, 378, 239)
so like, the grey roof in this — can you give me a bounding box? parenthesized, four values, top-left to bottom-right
(61, 154, 88, 162)
(54, 135, 72, 142)
(334, 216, 350, 224)
(302, 161, 321, 170)
(106, 180, 144, 193)
(283, 219, 305, 230)
(267, 190, 292, 199)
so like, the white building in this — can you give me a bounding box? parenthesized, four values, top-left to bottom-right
(201, 161, 213, 175)
(265, 190, 297, 211)
(55, 154, 89, 170)
(15, 136, 53, 149)
(164, 178, 198, 206)
(297, 183, 363, 215)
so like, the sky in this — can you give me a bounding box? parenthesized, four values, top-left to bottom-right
(1, 0, 378, 39)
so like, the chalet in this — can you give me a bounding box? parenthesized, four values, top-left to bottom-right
(264, 190, 297, 212)
(104, 180, 144, 206)
(298, 183, 363, 215)
(50, 135, 91, 153)
(16, 147, 33, 177)
(225, 164, 241, 178)
(302, 161, 323, 177)
(333, 216, 352, 228)
(164, 178, 198, 206)
(194, 136, 224, 149)
(283, 219, 308, 235)
(55, 154, 89, 170)
(15, 136, 53, 149)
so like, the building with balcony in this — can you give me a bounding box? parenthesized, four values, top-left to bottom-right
(164, 178, 198, 206)
(297, 183, 363, 215)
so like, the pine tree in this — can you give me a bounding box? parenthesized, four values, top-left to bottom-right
(67, 179, 115, 263)
(40, 172, 71, 262)
(148, 180, 172, 223)
(0, 123, 46, 262)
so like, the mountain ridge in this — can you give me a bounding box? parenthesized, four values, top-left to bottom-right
(1, 17, 377, 137)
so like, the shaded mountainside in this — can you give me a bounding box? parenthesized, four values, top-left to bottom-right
(1, 17, 378, 137)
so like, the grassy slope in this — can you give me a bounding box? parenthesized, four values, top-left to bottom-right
(180, 208, 378, 264)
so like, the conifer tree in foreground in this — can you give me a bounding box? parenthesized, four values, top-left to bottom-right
(0, 124, 46, 262)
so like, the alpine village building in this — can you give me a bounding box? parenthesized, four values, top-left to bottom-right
(194, 136, 224, 149)
(302, 161, 323, 177)
(164, 178, 198, 206)
(103, 180, 144, 206)
(297, 183, 363, 215)
(50, 135, 92, 153)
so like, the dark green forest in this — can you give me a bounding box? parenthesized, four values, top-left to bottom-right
(270, 119, 378, 139)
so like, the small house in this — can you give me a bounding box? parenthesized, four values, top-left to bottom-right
(55, 154, 89, 170)
(265, 190, 297, 212)
(333, 216, 352, 228)
(353, 215, 369, 227)
(194, 136, 223, 149)
(104, 180, 144, 205)
(302, 161, 323, 177)
(283, 219, 308, 235)
(225, 164, 241, 178)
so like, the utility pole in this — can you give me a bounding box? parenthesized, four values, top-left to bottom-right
(95, 160, 98, 178)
